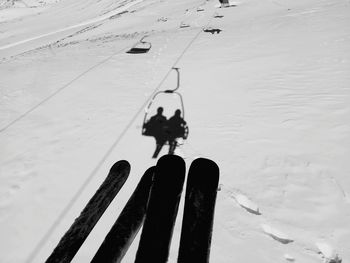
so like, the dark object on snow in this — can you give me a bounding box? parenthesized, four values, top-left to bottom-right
(142, 68, 189, 158)
(166, 109, 188, 155)
(203, 27, 222, 34)
(143, 107, 168, 158)
(45, 161, 130, 263)
(45, 156, 220, 263)
(135, 155, 186, 263)
(178, 158, 219, 263)
(218, 0, 237, 8)
(126, 36, 151, 54)
(91, 167, 154, 263)
(180, 22, 190, 28)
(214, 13, 224, 18)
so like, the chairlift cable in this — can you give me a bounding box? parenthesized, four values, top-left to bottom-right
(25, 12, 216, 263)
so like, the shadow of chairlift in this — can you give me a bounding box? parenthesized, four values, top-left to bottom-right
(142, 67, 188, 143)
(217, 0, 237, 8)
(180, 22, 190, 28)
(203, 27, 222, 34)
(213, 12, 224, 18)
(126, 36, 152, 54)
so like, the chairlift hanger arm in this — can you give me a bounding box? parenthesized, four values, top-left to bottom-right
(140, 35, 148, 43)
(142, 68, 184, 134)
(140, 35, 152, 49)
(142, 90, 164, 129)
(165, 68, 180, 93)
(175, 91, 185, 119)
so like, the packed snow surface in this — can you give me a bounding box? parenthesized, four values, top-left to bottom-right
(0, 0, 350, 262)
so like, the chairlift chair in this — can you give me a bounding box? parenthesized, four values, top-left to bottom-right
(126, 36, 152, 54)
(180, 22, 190, 28)
(142, 68, 188, 141)
(217, 0, 237, 8)
(213, 12, 224, 18)
(203, 27, 222, 34)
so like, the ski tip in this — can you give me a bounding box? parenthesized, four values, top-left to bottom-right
(110, 160, 131, 174)
(158, 154, 184, 162)
(189, 158, 219, 185)
(144, 165, 156, 174)
(192, 158, 219, 170)
(154, 155, 186, 189)
(157, 155, 186, 170)
(141, 166, 156, 182)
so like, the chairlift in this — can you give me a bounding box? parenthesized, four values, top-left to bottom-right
(180, 22, 190, 28)
(213, 12, 224, 18)
(203, 27, 222, 34)
(216, 0, 237, 8)
(126, 36, 152, 54)
(142, 68, 188, 140)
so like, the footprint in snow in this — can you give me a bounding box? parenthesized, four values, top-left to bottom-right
(233, 193, 261, 215)
(316, 242, 342, 263)
(261, 224, 293, 244)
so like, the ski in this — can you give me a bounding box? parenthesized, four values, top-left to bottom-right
(46, 160, 130, 263)
(135, 155, 186, 263)
(91, 166, 155, 263)
(177, 158, 219, 263)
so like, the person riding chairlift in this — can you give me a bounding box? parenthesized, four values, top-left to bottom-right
(143, 107, 167, 158)
(166, 109, 188, 155)
(144, 108, 188, 158)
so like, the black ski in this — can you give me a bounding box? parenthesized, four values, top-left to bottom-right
(135, 155, 186, 263)
(91, 166, 155, 263)
(46, 160, 130, 263)
(177, 158, 219, 263)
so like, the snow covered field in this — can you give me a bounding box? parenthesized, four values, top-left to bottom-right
(0, 0, 349, 262)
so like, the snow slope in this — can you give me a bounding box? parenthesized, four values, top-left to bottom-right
(0, 0, 349, 262)
(0, 0, 60, 23)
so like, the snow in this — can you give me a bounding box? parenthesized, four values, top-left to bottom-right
(316, 242, 342, 263)
(0, 0, 60, 22)
(0, 0, 144, 50)
(1, 0, 350, 262)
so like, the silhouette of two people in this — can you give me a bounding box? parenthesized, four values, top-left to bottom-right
(143, 107, 188, 158)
